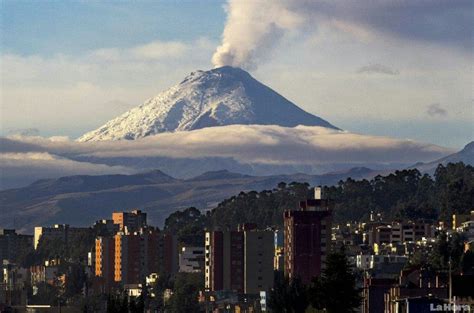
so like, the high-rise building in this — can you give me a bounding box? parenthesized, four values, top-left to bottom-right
(243, 229, 274, 294)
(95, 236, 115, 289)
(205, 224, 274, 295)
(284, 187, 332, 285)
(0, 229, 33, 262)
(113, 228, 160, 285)
(112, 209, 147, 232)
(94, 210, 178, 289)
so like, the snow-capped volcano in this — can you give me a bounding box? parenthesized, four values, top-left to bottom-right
(78, 66, 338, 142)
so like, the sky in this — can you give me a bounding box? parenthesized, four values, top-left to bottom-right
(1, 0, 473, 148)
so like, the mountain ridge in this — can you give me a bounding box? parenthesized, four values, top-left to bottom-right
(0, 167, 381, 232)
(409, 141, 473, 173)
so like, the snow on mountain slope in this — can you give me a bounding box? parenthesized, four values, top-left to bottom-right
(78, 66, 338, 141)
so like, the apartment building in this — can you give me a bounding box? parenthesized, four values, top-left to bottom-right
(0, 229, 33, 262)
(205, 224, 274, 295)
(284, 187, 332, 284)
(112, 209, 147, 232)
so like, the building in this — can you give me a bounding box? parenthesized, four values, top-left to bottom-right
(356, 254, 408, 271)
(179, 246, 205, 273)
(365, 221, 435, 250)
(114, 227, 160, 285)
(284, 187, 332, 284)
(205, 224, 274, 295)
(274, 230, 284, 271)
(0, 229, 33, 262)
(452, 212, 473, 230)
(95, 236, 115, 289)
(94, 210, 178, 289)
(362, 277, 397, 313)
(95, 226, 177, 287)
(112, 209, 147, 232)
(30, 259, 61, 287)
(205, 229, 244, 293)
(383, 268, 448, 313)
(457, 221, 474, 241)
(33, 224, 89, 250)
(243, 228, 274, 294)
(161, 233, 179, 275)
(1, 261, 29, 306)
(93, 219, 119, 235)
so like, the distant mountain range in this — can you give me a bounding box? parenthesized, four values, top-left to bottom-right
(1, 141, 472, 232)
(410, 141, 474, 173)
(78, 66, 337, 141)
(0, 167, 382, 232)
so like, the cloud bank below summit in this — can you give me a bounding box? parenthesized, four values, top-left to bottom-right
(1, 125, 452, 189)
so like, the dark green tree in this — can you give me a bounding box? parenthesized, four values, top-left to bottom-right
(164, 207, 207, 246)
(268, 272, 308, 313)
(167, 273, 203, 313)
(308, 250, 361, 313)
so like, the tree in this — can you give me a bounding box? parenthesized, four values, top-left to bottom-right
(167, 273, 203, 313)
(268, 272, 308, 313)
(308, 250, 361, 313)
(164, 207, 207, 246)
(430, 232, 466, 271)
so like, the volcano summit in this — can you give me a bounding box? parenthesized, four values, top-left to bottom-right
(78, 66, 338, 141)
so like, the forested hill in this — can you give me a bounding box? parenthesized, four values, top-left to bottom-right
(164, 163, 474, 246)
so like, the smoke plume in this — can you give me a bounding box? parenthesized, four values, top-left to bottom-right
(212, 0, 306, 70)
(212, 0, 472, 70)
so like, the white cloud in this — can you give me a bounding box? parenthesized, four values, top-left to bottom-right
(131, 41, 188, 60)
(3, 124, 451, 164)
(0, 151, 134, 189)
(1, 38, 216, 137)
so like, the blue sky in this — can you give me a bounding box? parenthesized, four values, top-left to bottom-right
(2, 1, 225, 56)
(1, 0, 472, 149)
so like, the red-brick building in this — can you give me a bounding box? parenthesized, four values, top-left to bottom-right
(284, 187, 332, 285)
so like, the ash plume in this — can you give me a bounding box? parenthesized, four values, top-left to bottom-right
(212, 0, 306, 70)
(211, 0, 472, 70)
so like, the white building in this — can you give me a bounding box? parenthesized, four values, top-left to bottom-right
(179, 246, 204, 273)
(356, 254, 408, 270)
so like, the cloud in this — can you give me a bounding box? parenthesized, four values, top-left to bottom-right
(0, 151, 134, 189)
(357, 64, 399, 75)
(212, 0, 472, 69)
(91, 40, 190, 61)
(6, 128, 41, 137)
(1, 38, 216, 137)
(426, 103, 448, 117)
(2, 124, 451, 164)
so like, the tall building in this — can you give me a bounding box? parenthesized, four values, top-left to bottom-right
(0, 229, 33, 262)
(243, 228, 274, 294)
(94, 210, 177, 289)
(284, 187, 332, 285)
(33, 224, 89, 250)
(95, 236, 115, 289)
(161, 233, 179, 275)
(113, 228, 160, 285)
(112, 209, 147, 232)
(205, 224, 274, 295)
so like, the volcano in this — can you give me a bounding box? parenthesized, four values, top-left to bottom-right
(78, 66, 338, 141)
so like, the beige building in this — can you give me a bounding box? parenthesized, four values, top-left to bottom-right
(244, 230, 274, 294)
